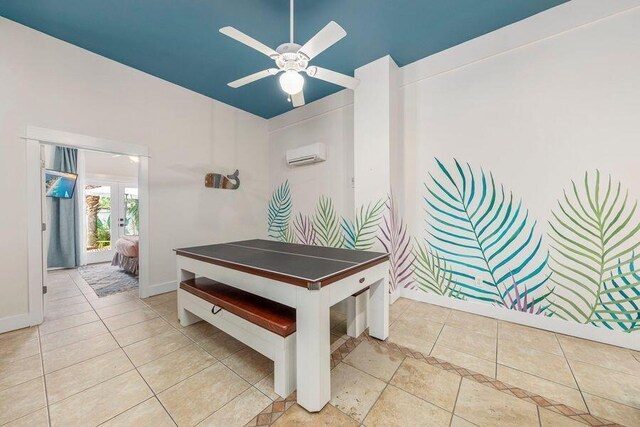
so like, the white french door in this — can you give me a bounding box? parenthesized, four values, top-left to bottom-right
(84, 181, 138, 264)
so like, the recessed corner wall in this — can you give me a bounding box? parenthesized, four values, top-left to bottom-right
(267, 91, 355, 245)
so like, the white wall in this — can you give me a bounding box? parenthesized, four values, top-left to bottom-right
(0, 18, 269, 323)
(400, 5, 640, 340)
(268, 90, 354, 221)
(84, 150, 138, 181)
(403, 6, 640, 239)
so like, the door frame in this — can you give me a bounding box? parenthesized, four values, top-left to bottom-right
(24, 126, 150, 326)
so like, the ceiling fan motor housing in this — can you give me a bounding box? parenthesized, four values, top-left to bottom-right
(276, 42, 301, 54)
(275, 43, 308, 72)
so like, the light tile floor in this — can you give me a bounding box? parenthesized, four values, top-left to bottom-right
(1, 269, 638, 426)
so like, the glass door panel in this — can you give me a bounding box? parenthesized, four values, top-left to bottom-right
(84, 182, 119, 264)
(123, 187, 139, 236)
(85, 185, 112, 252)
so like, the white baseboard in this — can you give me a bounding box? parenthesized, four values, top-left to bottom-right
(400, 288, 640, 351)
(389, 287, 402, 304)
(0, 313, 33, 334)
(140, 280, 177, 299)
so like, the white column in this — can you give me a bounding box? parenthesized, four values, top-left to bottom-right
(353, 55, 400, 211)
(350, 56, 400, 332)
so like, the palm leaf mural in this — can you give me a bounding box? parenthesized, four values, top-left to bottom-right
(597, 255, 640, 332)
(293, 213, 316, 245)
(504, 276, 550, 314)
(280, 224, 297, 243)
(413, 241, 464, 299)
(378, 194, 415, 291)
(425, 158, 551, 309)
(342, 200, 385, 250)
(267, 180, 293, 242)
(313, 196, 343, 248)
(548, 171, 640, 331)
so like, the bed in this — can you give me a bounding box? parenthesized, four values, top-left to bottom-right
(111, 235, 139, 275)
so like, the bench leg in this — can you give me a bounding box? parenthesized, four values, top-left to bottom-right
(346, 291, 368, 338)
(274, 334, 296, 398)
(177, 269, 200, 327)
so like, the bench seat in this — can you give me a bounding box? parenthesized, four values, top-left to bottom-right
(177, 277, 296, 397)
(180, 278, 296, 337)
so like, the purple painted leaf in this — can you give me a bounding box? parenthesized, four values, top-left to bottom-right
(293, 213, 316, 245)
(377, 193, 415, 292)
(505, 275, 543, 315)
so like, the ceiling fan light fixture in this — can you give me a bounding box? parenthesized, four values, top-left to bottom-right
(279, 70, 304, 95)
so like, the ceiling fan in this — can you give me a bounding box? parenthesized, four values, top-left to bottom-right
(220, 0, 359, 107)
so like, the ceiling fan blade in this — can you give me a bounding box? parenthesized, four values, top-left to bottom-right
(291, 90, 305, 107)
(298, 21, 346, 60)
(220, 26, 279, 58)
(228, 69, 279, 88)
(306, 66, 359, 90)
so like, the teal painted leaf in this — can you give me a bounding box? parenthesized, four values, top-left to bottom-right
(548, 171, 640, 331)
(313, 196, 343, 248)
(425, 158, 551, 308)
(342, 200, 385, 250)
(413, 241, 464, 299)
(594, 254, 640, 333)
(268, 181, 292, 242)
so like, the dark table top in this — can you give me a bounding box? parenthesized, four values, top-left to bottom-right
(175, 239, 388, 288)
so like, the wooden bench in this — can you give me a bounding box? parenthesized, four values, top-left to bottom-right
(178, 277, 296, 397)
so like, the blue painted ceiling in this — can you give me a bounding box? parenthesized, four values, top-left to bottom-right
(0, 0, 566, 118)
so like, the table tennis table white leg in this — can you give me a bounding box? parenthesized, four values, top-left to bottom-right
(347, 291, 368, 338)
(368, 272, 389, 340)
(177, 267, 200, 327)
(296, 287, 331, 412)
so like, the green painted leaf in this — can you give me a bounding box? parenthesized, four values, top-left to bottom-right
(549, 171, 640, 331)
(268, 181, 292, 242)
(279, 224, 297, 244)
(313, 196, 343, 248)
(413, 240, 464, 299)
(341, 199, 385, 250)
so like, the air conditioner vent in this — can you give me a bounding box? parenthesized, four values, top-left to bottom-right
(285, 143, 327, 167)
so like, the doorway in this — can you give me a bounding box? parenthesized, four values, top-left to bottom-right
(84, 181, 139, 264)
(24, 126, 150, 327)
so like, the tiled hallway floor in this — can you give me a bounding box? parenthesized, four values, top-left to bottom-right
(1, 269, 638, 426)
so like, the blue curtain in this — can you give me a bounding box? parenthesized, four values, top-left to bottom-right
(48, 147, 81, 268)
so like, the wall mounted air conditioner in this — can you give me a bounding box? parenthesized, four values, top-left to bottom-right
(286, 143, 327, 167)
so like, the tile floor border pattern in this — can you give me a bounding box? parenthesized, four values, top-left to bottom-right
(246, 333, 627, 427)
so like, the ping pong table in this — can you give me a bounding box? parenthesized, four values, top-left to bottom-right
(174, 239, 390, 412)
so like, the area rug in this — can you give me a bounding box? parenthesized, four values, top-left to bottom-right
(77, 263, 138, 297)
